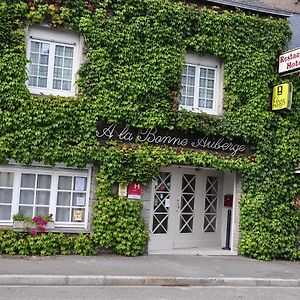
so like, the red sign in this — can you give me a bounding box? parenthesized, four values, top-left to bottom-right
(127, 183, 142, 200)
(224, 195, 233, 207)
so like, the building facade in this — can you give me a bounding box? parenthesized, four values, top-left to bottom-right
(0, 0, 299, 259)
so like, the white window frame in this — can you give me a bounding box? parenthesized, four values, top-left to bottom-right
(180, 52, 223, 116)
(26, 25, 83, 97)
(0, 165, 91, 229)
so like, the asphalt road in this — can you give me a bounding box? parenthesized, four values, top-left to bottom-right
(0, 286, 299, 300)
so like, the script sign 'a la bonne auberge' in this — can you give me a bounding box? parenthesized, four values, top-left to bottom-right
(96, 122, 249, 157)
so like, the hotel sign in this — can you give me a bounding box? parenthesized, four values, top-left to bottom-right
(271, 83, 293, 111)
(96, 122, 251, 157)
(279, 48, 300, 75)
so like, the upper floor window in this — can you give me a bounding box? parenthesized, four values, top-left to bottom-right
(180, 53, 223, 115)
(26, 25, 83, 97)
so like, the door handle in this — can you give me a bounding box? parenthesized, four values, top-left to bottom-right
(177, 199, 180, 211)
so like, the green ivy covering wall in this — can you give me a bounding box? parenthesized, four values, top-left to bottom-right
(0, 0, 299, 259)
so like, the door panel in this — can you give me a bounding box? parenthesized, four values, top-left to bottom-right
(173, 169, 204, 249)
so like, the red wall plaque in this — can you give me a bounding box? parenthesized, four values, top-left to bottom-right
(127, 183, 142, 200)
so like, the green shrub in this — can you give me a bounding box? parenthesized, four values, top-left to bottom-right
(0, 228, 18, 255)
(73, 233, 96, 256)
(93, 196, 149, 256)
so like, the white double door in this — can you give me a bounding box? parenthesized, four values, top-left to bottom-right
(149, 167, 222, 251)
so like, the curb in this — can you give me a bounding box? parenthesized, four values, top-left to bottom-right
(0, 275, 299, 287)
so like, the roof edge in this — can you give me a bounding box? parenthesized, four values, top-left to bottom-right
(206, 0, 291, 17)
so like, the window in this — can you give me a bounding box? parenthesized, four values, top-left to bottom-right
(180, 53, 223, 115)
(0, 172, 14, 220)
(0, 166, 91, 228)
(26, 25, 83, 97)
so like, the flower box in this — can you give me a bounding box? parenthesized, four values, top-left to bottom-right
(13, 221, 34, 230)
(13, 221, 55, 230)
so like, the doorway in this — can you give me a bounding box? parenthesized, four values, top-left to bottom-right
(148, 166, 224, 252)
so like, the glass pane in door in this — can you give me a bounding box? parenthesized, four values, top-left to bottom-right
(179, 174, 195, 233)
(152, 172, 171, 234)
(203, 176, 218, 232)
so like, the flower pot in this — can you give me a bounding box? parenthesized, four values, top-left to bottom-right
(13, 221, 55, 231)
(46, 222, 55, 229)
(13, 221, 35, 230)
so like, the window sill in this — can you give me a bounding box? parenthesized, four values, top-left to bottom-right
(179, 105, 219, 116)
(1, 223, 90, 234)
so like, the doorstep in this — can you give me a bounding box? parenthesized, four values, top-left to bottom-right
(148, 248, 238, 256)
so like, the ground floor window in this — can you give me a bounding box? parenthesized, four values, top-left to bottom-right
(0, 165, 91, 228)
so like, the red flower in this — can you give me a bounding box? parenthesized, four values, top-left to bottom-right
(31, 229, 37, 236)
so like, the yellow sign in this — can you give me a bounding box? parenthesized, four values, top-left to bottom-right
(118, 183, 128, 197)
(73, 209, 84, 222)
(272, 83, 293, 111)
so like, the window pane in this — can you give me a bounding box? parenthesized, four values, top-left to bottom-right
(57, 192, 71, 206)
(30, 53, 39, 64)
(36, 191, 50, 205)
(74, 177, 87, 191)
(38, 77, 47, 87)
(186, 97, 194, 106)
(0, 205, 11, 220)
(207, 79, 214, 88)
(55, 45, 64, 56)
(206, 100, 213, 109)
(200, 68, 207, 77)
(199, 88, 206, 98)
(29, 64, 38, 76)
(53, 79, 62, 89)
(63, 69, 72, 80)
(53, 67, 63, 79)
(35, 206, 49, 216)
(187, 66, 195, 76)
(199, 98, 205, 108)
(39, 65, 48, 77)
(73, 193, 86, 206)
(29, 76, 37, 86)
(54, 56, 63, 67)
(187, 86, 194, 96)
(207, 69, 215, 79)
(18, 206, 33, 218)
(56, 207, 70, 222)
(187, 76, 195, 85)
(20, 190, 34, 204)
(62, 80, 71, 91)
(64, 47, 74, 58)
(0, 172, 13, 187)
(21, 174, 36, 188)
(0, 189, 13, 203)
(31, 41, 40, 52)
(64, 58, 73, 68)
(199, 78, 206, 88)
(207, 90, 214, 99)
(37, 174, 51, 189)
(58, 176, 72, 190)
(72, 208, 85, 222)
(41, 43, 49, 54)
(39, 54, 49, 65)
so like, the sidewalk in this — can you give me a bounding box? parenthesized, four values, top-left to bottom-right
(0, 254, 299, 287)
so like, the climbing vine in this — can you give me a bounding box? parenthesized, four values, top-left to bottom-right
(0, 0, 299, 259)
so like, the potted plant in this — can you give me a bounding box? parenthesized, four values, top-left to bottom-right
(12, 212, 34, 229)
(12, 212, 55, 234)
